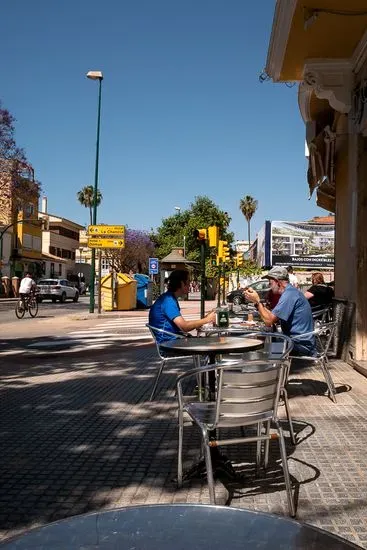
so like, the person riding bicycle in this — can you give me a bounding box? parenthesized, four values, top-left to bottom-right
(19, 272, 37, 306)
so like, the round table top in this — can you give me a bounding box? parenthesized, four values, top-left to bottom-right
(0, 504, 361, 549)
(160, 335, 263, 355)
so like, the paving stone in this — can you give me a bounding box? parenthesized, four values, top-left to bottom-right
(1, 349, 367, 547)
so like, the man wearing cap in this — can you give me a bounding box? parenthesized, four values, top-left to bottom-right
(244, 266, 315, 356)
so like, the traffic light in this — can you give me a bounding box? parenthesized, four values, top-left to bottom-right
(223, 241, 230, 262)
(218, 240, 230, 260)
(208, 226, 219, 248)
(193, 228, 207, 241)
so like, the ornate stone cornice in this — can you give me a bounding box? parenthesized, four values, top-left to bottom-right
(265, 0, 298, 81)
(302, 60, 353, 114)
(353, 28, 367, 74)
(298, 84, 313, 123)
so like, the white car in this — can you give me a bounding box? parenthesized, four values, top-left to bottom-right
(37, 279, 79, 303)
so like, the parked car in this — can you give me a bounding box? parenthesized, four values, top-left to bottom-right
(227, 279, 271, 306)
(37, 279, 79, 303)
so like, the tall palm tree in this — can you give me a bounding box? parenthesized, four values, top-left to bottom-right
(77, 185, 103, 225)
(239, 195, 258, 250)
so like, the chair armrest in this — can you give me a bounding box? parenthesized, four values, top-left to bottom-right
(146, 324, 187, 339)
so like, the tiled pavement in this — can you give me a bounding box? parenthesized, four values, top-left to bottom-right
(1, 343, 367, 547)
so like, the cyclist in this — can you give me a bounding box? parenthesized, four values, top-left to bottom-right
(19, 272, 37, 308)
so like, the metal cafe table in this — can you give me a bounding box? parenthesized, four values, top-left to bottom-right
(0, 504, 362, 549)
(159, 334, 263, 359)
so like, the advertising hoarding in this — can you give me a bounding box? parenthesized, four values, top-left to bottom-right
(256, 220, 334, 269)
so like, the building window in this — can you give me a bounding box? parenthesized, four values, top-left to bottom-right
(50, 263, 55, 277)
(25, 203, 35, 218)
(49, 246, 56, 256)
(58, 264, 62, 276)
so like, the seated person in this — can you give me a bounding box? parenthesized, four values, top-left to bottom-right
(149, 269, 216, 343)
(243, 266, 316, 356)
(304, 272, 334, 309)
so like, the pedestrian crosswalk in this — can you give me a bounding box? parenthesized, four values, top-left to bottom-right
(1, 314, 201, 356)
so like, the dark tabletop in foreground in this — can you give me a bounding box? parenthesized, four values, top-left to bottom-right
(0, 505, 362, 550)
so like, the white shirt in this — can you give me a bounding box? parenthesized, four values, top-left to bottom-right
(19, 277, 35, 294)
(288, 273, 298, 288)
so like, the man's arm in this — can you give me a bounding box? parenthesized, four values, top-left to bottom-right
(173, 311, 216, 333)
(243, 287, 278, 327)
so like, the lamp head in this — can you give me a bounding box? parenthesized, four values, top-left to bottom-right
(87, 70, 103, 80)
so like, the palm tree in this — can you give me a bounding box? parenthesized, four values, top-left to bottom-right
(239, 195, 258, 250)
(77, 185, 103, 225)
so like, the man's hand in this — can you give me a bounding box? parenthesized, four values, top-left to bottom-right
(243, 287, 260, 304)
(205, 310, 216, 324)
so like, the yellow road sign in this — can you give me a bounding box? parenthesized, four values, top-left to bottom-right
(87, 238, 125, 249)
(88, 225, 125, 236)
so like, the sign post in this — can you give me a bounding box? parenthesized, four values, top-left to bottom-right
(86, 225, 125, 313)
(148, 258, 159, 281)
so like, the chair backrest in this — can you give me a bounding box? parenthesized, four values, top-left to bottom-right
(240, 332, 293, 361)
(314, 321, 336, 356)
(214, 360, 284, 428)
(312, 306, 333, 324)
(146, 324, 185, 360)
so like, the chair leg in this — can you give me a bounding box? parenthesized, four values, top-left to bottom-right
(256, 423, 262, 475)
(203, 434, 216, 504)
(177, 409, 184, 488)
(321, 358, 337, 403)
(282, 387, 296, 445)
(264, 420, 270, 469)
(149, 359, 166, 401)
(276, 422, 296, 518)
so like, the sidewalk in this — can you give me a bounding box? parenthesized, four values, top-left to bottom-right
(1, 342, 367, 546)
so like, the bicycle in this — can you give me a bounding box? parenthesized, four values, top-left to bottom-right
(15, 293, 39, 319)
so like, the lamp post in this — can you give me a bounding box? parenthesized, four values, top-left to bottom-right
(87, 70, 103, 314)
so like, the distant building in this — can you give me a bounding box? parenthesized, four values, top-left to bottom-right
(39, 197, 84, 279)
(0, 161, 42, 278)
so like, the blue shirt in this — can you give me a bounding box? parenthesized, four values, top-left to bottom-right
(148, 292, 182, 343)
(272, 284, 315, 354)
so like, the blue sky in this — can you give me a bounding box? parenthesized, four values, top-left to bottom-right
(1, 0, 322, 241)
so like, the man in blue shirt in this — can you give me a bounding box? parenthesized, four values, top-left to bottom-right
(244, 266, 315, 356)
(149, 269, 216, 343)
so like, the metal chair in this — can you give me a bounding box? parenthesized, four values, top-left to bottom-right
(146, 324, 195, 401)
(312, 305, 333, 325)
(219, 332, 296, 445)
(289, 321, 337, 403)
(176, 359, 296, 517)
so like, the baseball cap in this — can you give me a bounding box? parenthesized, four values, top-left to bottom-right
(263, 266, 289, 281)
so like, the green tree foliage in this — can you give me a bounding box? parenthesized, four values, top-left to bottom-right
(151, 195, 234, 262)
(239, 195, 258, 248)
(77, 185, 103, 226)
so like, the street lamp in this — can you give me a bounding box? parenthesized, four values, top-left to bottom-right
(87, 70, 103, 313)
(174, 206, 181, 215)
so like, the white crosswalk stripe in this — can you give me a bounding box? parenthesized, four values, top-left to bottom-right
(14, 314, 201, 354)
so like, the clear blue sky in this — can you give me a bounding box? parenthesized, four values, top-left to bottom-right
(1, 0, 322, 241)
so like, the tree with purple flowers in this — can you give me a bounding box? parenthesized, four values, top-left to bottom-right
(105, 229, 155, 273)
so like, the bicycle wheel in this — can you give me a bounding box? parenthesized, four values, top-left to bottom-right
(15, 300, 25, 319)
(28, 298, 39, 318)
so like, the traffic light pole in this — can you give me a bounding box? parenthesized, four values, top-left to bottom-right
(200, 241, 206, 318)
(221, 268, 226, 306)
(217, 263, 221, 308)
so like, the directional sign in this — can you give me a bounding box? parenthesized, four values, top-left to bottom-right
(149, 257, 159, 275)
(87, 238, 125, 249)
(88, 225, 125, 236)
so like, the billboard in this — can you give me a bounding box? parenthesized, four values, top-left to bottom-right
(256, 220, 334, 269)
